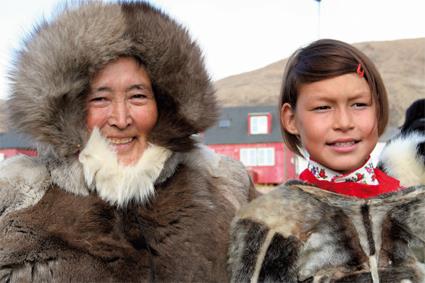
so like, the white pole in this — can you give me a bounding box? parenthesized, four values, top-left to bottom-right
(317, 0, 321, 39)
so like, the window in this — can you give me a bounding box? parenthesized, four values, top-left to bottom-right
(240, 147, 275, 166)
(257, 148, 275, 166)
(240, 148, 257, 166)
(248, 113, 271, 135)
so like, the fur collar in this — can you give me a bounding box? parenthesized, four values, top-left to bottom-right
(79, 129, 172, 206)
(39, 132, 222, 207)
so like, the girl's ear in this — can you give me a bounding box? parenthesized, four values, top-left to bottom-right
(280, 103, 299, 135)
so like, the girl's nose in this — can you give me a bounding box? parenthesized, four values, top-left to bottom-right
(334, 108, 354, 131)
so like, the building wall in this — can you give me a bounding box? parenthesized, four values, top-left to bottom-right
(208, 142, 296, 185)
(0, 149, 37, 161)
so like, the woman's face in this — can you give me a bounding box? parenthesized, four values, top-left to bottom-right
(281, 73, 379, 173)
(86, 57, 158, 165)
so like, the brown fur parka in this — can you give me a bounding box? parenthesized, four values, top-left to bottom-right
(0, 2, 255, 282)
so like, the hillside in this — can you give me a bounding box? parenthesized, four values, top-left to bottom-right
(214, 38, 425, 127)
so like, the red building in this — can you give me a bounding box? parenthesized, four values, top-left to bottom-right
(203, 106, 296, 185)
(0, 131, 36, 161)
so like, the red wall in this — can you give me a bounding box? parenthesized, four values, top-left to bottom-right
(207, 142, 296, 184)
(0, 149, 37, 159)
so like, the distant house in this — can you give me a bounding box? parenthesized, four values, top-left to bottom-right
(0, 131, 36, 161)
(203, 106, 296, 185)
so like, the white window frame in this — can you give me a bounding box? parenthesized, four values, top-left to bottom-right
(240, 147, 275, 167)
(249, 115, 269, 135)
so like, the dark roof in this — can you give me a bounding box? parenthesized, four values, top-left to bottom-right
(0, 131, 35, 149)
(203, 106, 282, 145)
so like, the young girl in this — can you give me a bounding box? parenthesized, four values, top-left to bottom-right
(229, 39, 425, 282)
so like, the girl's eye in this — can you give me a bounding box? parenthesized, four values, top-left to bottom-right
(313, 105, 331, 112)
(352, 102, 368, 109)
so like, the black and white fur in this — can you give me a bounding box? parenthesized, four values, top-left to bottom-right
(380, 99, 425, 187)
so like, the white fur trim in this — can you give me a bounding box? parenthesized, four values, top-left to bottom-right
(380, 132, 425, 187)
(78, 128, 172, 207)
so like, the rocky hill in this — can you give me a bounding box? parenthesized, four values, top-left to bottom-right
(215, 38, 425, 127)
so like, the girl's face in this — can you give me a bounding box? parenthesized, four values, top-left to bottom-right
(281, 73, 379, 174)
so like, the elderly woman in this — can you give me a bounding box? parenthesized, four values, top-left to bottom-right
(0, 2, 255, 282)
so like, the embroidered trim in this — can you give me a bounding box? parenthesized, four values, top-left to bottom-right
(307, 157, 379, 185)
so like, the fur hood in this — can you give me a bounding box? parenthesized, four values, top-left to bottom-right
(7, 1, 217, 157)
(6, 1, 219, 198)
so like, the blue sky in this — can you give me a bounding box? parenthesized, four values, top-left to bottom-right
(1, 0, 425, 99)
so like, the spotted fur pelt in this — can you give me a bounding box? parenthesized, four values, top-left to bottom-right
(229, 181, 425, 283)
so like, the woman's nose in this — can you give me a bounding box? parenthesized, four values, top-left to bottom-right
(109, 101, 132, 129)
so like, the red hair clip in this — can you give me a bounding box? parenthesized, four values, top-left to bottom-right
(356, 63, 364, 78)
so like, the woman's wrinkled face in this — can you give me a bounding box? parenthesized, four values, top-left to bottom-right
(86, 57, 158, 165)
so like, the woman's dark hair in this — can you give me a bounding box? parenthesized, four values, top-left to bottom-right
(279, 39, 389, 156)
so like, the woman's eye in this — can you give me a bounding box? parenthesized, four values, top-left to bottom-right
(88, 96, 110, 107)
(90, 97, 107, 102)
(131, 94, 147, 99)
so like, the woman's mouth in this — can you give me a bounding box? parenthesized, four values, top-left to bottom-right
(108, 137, 134, 145)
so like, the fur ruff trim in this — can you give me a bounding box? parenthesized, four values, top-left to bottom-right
(79, 129, 172, 206)
(379, 132, 425, 187)
(7, 1, 217, 160)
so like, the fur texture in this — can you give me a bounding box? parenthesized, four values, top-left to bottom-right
(0, 147, 254, 282)
(400, 99, 425, 135)
(79, 128, 172, 206)
(6, 1, 218, 198)
(229, 182, 425, 282)
(7, 1, 217, 158)
(379, 98, 425, 187)
(1, 2, 255, 282)
(0, 155, 50, 216)
(379, 132, 425, 187)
